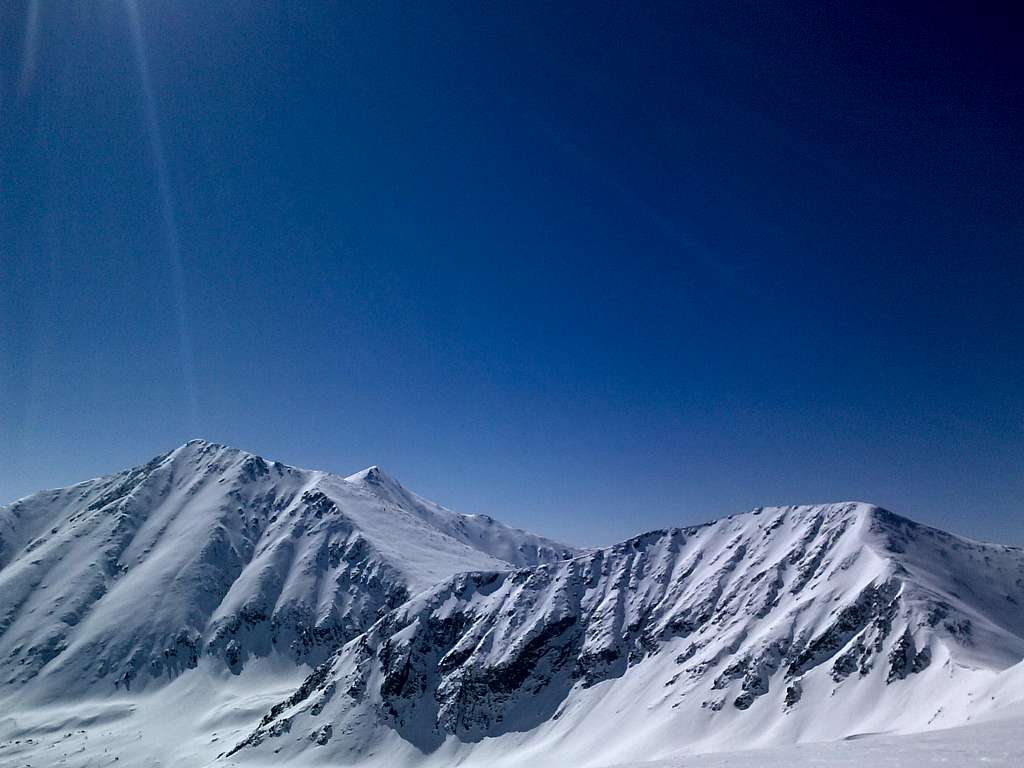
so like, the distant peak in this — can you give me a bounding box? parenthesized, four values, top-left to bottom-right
(345, 465, 393, 486)
(751, 501, 880, 521)
(167, 439, 254, 464)
(179, 438, 224, 451)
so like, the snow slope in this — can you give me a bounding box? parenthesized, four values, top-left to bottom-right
(3, 667, 1021, 768)
(234, 502, 1024, 766)
(604, 710, 1024, 768)
(0, 440, 576, 702)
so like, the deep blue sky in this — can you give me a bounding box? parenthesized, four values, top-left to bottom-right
(1, 2, 1021, 546)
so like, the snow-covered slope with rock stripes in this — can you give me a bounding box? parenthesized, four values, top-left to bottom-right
(0, 440, 575, 703)
(233, 502, 1024, 766)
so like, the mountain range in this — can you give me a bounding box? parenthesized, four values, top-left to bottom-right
(1, 441, 1021, 767)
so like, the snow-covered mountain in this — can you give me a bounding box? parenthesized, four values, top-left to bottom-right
(232, 502, 1024, 767)
(1, 445, 1022, 768)
(0, 440, 576, 702)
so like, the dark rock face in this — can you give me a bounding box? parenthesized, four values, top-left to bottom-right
(887, 630, 932, 682)
(787, 579, 902, 679)
(310, 724, 332, 746)
(784, 680, 803, 707)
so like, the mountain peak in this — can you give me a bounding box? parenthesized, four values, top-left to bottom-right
(345, 464, 393, 486)
(171, 438, 243, 458)
(180, 437, 230, 451)
(0, 446, 576, 705)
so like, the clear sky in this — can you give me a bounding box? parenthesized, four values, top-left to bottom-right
(1, 2, 1021, 547)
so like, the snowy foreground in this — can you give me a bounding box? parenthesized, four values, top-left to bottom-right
(612, 711, 1024, 768)
(1, 441, 1022, 767)
(1, 672, 1021, 768)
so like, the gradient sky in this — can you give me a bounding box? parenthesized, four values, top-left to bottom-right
(1, 2, 1021, 547)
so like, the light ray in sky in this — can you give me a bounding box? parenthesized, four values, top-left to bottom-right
(18, 0, 41, 98)
(124, 0, 199, 434)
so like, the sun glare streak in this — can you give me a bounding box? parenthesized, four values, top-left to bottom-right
(18, 0, 41, 98)
(124, 0, 200, 434)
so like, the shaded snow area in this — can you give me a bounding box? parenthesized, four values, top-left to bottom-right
(1, 441, 1022, 767)
(0, 657, 308, 767)
(607, 710, 1024, 768)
